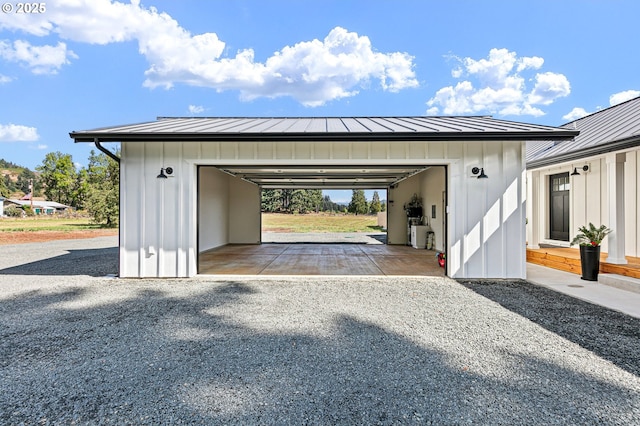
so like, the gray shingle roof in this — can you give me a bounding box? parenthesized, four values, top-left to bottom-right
(70, 116, 577, 143)
(527, 96, 640, 167)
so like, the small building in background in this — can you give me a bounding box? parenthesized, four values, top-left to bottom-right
(2, 198, 70, 215)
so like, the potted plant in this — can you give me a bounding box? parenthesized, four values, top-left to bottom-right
(404, 193, 423, 218)
(570, 223, 612, 281)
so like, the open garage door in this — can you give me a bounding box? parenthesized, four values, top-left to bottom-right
(197, 164, 447, 276)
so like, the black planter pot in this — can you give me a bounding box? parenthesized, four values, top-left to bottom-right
(579, 245, 601, 281)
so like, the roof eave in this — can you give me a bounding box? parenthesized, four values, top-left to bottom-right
(71, 130, 578, 143)
(527, 136, 640, 169)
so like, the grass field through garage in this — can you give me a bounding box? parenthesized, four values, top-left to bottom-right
(0, 213, 384, 234)
(0, 217, 108, 232)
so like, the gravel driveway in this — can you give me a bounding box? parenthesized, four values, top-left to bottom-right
(1, 237, 640, 424)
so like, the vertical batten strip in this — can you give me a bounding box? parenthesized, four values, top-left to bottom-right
(138, 143, 146, 277)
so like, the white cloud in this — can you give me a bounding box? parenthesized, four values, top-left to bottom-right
(0, 1, 417, 106)
(428, 81, 475, 115)
(528, 72, 571, 105)
(0, 124, 39, 142)
(426, 48, 570, 117)
(188, 105, 204, 114)
(563, 107, 590, 121)
(0, 40, 77, 74)
(609, 90, 640, 106)
(0, 74, 11, 83)
(516, 56, 544, 72)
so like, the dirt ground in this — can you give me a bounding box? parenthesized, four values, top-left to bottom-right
(0, 229, 118, 245)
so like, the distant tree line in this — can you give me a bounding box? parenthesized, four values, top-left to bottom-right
(347, 189, 385, 215)
(1, 150, 119, 227)
(262, 188, 385, 215)
(261, 189, 325, 213)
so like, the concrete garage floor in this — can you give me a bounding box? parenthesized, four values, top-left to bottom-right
(199, 243, 444, 276)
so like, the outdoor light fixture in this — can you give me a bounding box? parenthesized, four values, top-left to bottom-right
(570, 165, 589, 176)
(157, 167, 173, 179)
(471, 166, 488, 179)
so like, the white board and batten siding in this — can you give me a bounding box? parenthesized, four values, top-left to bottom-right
(527, 146, 640, 258)
(120, 139, 527, 279)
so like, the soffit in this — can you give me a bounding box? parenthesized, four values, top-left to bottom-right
(216, 165, 430, 189)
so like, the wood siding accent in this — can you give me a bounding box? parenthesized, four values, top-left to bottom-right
(527, 247, 640, 279)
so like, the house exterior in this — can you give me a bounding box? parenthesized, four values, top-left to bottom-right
(2, 198, 70, 215)
(70, 116, 576, 279)
(526, 96, 640, 264)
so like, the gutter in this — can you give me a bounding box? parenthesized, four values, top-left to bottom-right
(527, 136, 640, 169)
(94, 138, 120, 163)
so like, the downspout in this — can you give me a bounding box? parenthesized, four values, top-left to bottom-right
(94, 138, 120, 163)
(94, 138, 121, 278)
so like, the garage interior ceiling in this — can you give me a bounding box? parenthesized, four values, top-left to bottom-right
(217, 165, 430, 189)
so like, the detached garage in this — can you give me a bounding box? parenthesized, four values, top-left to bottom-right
(70, 116, 576, 279)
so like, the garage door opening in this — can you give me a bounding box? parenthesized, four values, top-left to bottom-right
(197, 164, 447, 276)
(261, 188, 388, 244)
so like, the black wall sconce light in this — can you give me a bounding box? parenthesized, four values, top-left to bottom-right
(570, 165, 590, 176)
(472, 166, 488, 179)
(157, 167, 173, 179)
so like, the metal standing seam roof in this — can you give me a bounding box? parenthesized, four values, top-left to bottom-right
(70, 116, 578, 142)
(5, 199, 70, 209)
(527, 96, 640, 168)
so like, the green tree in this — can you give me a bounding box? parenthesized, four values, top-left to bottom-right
(262, 189, 323, 213)
(370, 191, 382, 214)
(348, 189, 368, 215)
(85, 150, 120, 227)
(4, 205, 23, 217)
(37, 152, 77, 206)
(261, 189, 282, 212)
(321, 195, 342, 213)
(299, 189, 322, 213)
(16, 168, 41, 197)
(0, 174, 9, 197)
(3, 174, 17, 194)
(73, 168, 90, 210)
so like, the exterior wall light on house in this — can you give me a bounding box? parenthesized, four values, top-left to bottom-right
(570, 165, 589, 176)
(157, 167, 173, 179)
(471, 166, 488, 179)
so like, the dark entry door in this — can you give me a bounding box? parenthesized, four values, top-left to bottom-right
(549, 172, 570, 241)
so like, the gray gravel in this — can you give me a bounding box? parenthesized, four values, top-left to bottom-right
(1, 237, 640, 424)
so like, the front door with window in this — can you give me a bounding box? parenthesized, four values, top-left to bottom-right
(549, 172, 570, 241)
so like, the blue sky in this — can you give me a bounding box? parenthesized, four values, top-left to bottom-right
(1, 1, 639, 202)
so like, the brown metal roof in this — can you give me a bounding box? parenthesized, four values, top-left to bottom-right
(527, 96, 640, 167)
(70, 116, 578, 143)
